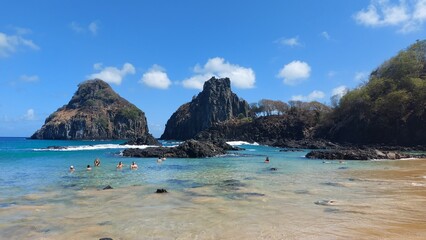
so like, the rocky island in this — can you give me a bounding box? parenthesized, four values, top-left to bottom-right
(31, 79, 158, 143)
(161, 77, 250, 140)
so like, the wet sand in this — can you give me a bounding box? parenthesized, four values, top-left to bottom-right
(338, 159, 426, 240)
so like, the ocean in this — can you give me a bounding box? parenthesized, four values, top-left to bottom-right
(0, 137, 425, 239)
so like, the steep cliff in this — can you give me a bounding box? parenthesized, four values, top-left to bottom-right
(31, 79, 158, 143)
(161, 77, 249, 140)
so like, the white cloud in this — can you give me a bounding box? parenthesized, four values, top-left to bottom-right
(88, 21, 98, 35)
(140, 65, 172, 89)
(277, 36, 301, 46)
(88, 62, 135, 85)
(354, 71, 369, 82)
(0, 32, 39, 57)
(23, 109, 36, 121)
(70, 21, 100, 35)
(70, 22, 84, 33)
(182, 57, 255, 90)
(321, 31, 331, 40)
(20, 74, 39, 82)
(291, 90, 325, 101)
(327, 71, 337, 78)
(277, 60, 311, 85)
(354, 0, 426, 33)
(332, 85, 349, 98)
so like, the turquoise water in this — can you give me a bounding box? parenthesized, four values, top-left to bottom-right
(1, 137, 426, 239)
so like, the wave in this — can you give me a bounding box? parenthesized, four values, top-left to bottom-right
(34, 144, 155, 152)
(226, 141, 259, 146)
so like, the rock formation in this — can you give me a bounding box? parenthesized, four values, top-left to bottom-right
(305, 149, 425, 160)
(161, 77, 249, 140)
(122, 139, 238, 158)
(195, 105, 334, 149)
(31, 79, 157, 142)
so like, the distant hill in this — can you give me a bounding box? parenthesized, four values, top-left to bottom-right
(161, 77, 250, 140)
(31, 79, 157, 143)
(318, 40, 426, 146)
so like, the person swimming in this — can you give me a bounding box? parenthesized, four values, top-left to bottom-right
(94, 158, 101, 167)
(157, 157, 163, 163)
(130, 161, 138, 169)
(69, 165, 75, 172)
(116, 161, 123, 169)
(264, 157, 270, 163)
(86, 165, 92, 171)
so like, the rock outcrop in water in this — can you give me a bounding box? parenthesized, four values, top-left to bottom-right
(31, 79, 158, 143)
(305, 148, 426, 160)
(161, 77, 250, 140)
(123, 139, 237, 158)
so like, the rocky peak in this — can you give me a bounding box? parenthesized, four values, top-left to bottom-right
(161, 77, 249, 140)
(31, 79, 158, 142)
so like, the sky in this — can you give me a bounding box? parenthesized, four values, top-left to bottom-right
(1, 0, 425, 138)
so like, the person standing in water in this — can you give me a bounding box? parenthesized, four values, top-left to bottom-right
(130, 161, 138, 169)
(86, 165, 92, 171)
(264, 157, 270, 163)
(116, 161, 123, 169)
(94, 158, 101, 167)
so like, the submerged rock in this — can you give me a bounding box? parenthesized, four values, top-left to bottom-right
(156, 189, 168, 193)
(103, 185, 113, 190)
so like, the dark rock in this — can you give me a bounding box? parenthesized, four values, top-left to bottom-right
(103, 185, 113, 190)
(123, 139, 230, 158)
(161, 77, 250, 140)
(46, 146, 68, 150)
(156, 189, 168, 193)
(270, 167, 278, 171)
(305, 148, 422, 160)
(122, 136, 161, 146)
(31, 79, 158, 143)
(194, 114, 337, 149)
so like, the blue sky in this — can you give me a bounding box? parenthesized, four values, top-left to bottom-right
(1, 0, 425, 137)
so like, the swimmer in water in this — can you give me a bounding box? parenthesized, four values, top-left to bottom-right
(116, 161, 123, 169)
(69, 165, 75, 172)
(94, 158, 101, 167)
(86, 165, 92, 171)
(264, 157, 270, 163)
(130, 161, 138, 169)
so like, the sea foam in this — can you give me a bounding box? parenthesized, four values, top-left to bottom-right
(226, 141, 259, 146)
(34, 144, 154, 152)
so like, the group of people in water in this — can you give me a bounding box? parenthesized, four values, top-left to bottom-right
(69, 157, 167, 172)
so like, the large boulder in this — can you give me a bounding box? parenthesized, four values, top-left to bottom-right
(31, 79, 158, 143)
(160, 77, 250, 140)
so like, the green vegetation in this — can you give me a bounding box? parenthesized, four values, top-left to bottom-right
(118, 106, 141, 121)
(320, 40, 426, 145)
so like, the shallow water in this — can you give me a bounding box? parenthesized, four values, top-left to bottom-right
(0, 137, 426, 239)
